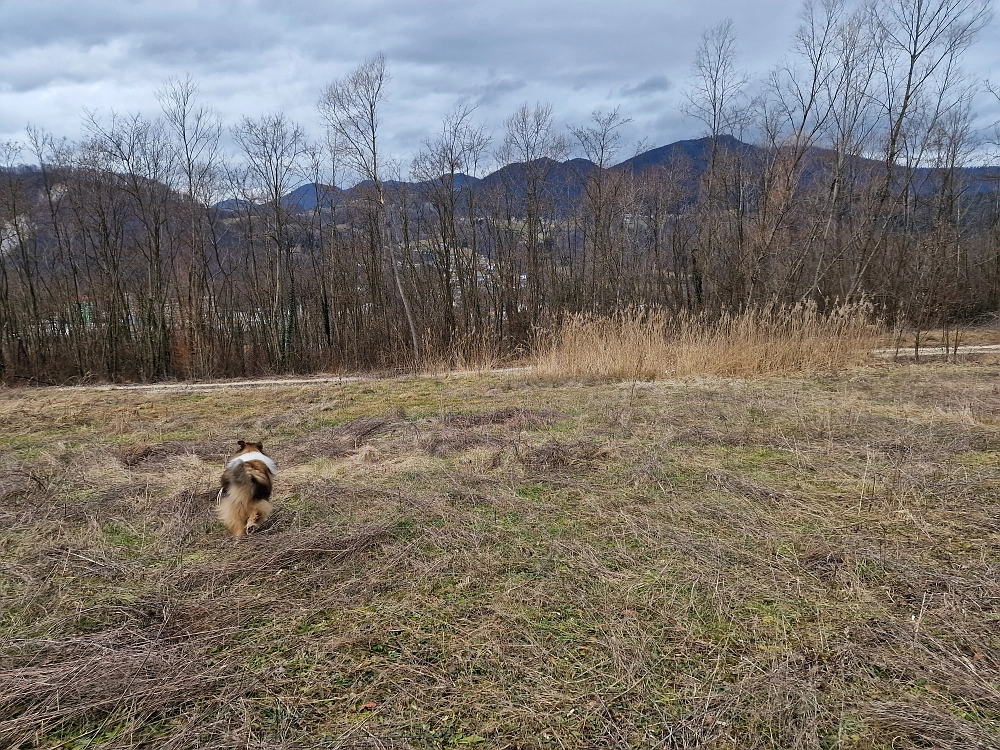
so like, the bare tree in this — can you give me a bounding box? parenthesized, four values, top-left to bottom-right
(156, 75, 223, 203)
(411, 103, 492, 346)
(570, 108, 632, 310)
(796, 3, 882, 299)
(318, 53, 422, 366)
(874, 0, 991, 170)
(492, 102, 569, 335)
(683, 19, 753, 306)
(0, 140, 27, 379)
(7, 8, 1000, 385)
(231, 113, 309, 368)
(684, 19, 752, 141)
(840, 0, 992, 301)
(84, 111, 179, 377)
(156, 76, 224, 376)
(754, 0, 848, 302)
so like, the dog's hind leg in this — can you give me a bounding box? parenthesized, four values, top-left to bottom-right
(245, 500, 274, 535)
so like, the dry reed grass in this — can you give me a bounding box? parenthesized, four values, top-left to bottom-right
(421, 330, 509, 375)
(535, 303, 884, 380)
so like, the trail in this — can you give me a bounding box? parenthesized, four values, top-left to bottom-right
(870, 343, 1000, 359)
(41, 367, 530, 394)
(16, 344, 1000, 394)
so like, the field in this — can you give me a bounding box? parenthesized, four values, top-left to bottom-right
(2, 362, 1000, 748)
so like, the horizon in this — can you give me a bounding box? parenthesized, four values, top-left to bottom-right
(10, 131, 996, 198)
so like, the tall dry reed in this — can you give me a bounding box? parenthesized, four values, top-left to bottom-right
(420, 328, 511, 375)
(535, 302, 884, 379)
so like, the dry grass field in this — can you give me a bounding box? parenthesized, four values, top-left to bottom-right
(2, 359, 1000, 748)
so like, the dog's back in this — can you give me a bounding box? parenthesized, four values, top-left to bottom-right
(218, 441, 275, 536)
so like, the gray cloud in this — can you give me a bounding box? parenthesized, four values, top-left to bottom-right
(0, 0, 998, 168)
(620, 75, 673, 98)
(468, 78, 528, 106)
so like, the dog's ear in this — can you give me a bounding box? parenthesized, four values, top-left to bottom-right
(238, 440, 246, 449)
(255, 442, 264, 451)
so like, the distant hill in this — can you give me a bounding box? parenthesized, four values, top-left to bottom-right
(616, 134, 750, 174)
(5, 136, 995, 219)
(198, 135, 999, 214)
(477, 157, 597, 205)
(214, 197, 254, 212)
(355, 173, 481, 196)
(281, 183, 342, 212)
(954, 166, 1000, 194)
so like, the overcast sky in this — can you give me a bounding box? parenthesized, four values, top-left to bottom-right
(1, 0, 999, 175)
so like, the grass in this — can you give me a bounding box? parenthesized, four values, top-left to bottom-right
(2, 361, 1000, 748)
(534, 303, 884, 380)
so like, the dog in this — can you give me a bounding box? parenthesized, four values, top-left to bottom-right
(218, 440, 277, 537)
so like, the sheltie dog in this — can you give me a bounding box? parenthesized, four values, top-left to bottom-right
(218, 440, 277, 537)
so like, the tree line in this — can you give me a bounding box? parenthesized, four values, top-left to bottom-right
(1, 0, 998, 383)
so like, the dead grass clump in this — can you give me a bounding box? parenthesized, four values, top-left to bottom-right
(418, 429, 504, 456)
(801, 547, 848, 583)
(280, 416, 396, 461)
(176, 524, 392, 585)
(0, 627, 245, 749)
(710, 470, 791, 505)
(535, 302, 883, 380)
(90, 479, 152, 508)
(157, 486, 217, 547)
(420, 329, 507, 374)
(445, 489, 497, 508)
(865, 699, 999, 749)
(0, 471, 52, 526)
(35, 545, 135, 579)
(116, 441, 225, 468)
(0, 470, 48, 502)
(521, 438, 613, 470)
(886, 632, 1000, 711)
(440, 407, 560, 430)
(654, 652, 833, 749)
(416, 408, 562, 457)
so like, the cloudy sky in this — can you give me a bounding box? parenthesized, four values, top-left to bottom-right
(1, 0, 999, 174)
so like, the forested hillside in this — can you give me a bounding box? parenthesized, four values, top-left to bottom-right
(1, 0, 998, 383)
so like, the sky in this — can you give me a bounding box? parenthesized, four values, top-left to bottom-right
(1, 0, 999, 177)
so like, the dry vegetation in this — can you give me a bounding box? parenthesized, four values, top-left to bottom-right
(535, 304, 885, 380)
(2, 360, 1000, 748)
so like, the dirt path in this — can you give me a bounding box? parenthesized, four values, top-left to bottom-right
(14, 344, 999, 394)
(870, 343, 1000, 359)
(40, 367, 530, 394)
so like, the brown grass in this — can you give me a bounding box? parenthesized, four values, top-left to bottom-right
(2, 364, 999, 748)
(421, 330, 510, 375)
(535, 303, 884, 380)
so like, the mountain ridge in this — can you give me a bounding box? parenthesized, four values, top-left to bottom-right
(261, 135, 999, 213)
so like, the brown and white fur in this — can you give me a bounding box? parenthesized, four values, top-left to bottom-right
(218, 440, 277, 537)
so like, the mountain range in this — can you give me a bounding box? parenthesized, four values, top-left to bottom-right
(6, 134, 991, 215)
(261, 135, 1000, 215)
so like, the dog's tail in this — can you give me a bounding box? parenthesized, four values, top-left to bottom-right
(218, 462, 254, 536)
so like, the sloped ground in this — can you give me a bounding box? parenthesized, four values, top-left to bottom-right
(1, 366, 999, 749)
